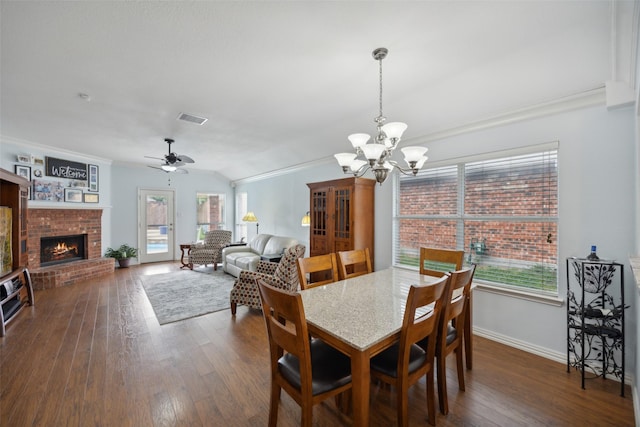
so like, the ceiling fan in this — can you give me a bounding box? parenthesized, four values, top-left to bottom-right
(146, 138, 194, 173)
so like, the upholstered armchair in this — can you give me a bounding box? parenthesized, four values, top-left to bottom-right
(230, 244, 306, 315)
(188, 230, 232, 271)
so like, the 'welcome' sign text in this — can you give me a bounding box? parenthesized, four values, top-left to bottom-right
(45, 157, 88, 180)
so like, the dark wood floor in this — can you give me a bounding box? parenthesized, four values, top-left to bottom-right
(1, 262, 634, 426)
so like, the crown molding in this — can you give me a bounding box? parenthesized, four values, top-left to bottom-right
(234, 87, 608, 185)
(1, 134, 113, 165)
(406, 86, 607, 145)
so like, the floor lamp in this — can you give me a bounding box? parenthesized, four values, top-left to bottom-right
(242, 212, 259, 235)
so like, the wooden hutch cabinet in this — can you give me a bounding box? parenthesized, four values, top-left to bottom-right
(1, 168, 33, 336)
(307, 177, 375, 262)
(1, 168, 29, 268)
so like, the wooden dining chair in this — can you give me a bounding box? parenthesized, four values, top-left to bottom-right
(337, 248, 372, 280)
(436, 265, 476, 415)
(297, 253, 340, 290)
(369, 274, 450, 426)
(419, 247, 464, 277)
(256, 279, 352, 427)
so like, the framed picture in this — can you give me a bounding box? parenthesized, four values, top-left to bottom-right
(16, 154, 30, 163)
(88, 164, 99, 192)
(14, 164, 31, 180)
(69, 179, 87, 188)
(64, 188, 83, 203)
(33, 169, 43, 178)
(31, 156, 44, 166)
(83, 193, 99, 203)
(33, 179, 65, 202)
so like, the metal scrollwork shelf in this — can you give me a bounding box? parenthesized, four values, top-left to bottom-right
(566, 258, 626, 396)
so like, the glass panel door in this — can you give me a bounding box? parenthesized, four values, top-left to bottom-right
(138, 189, 175, 264)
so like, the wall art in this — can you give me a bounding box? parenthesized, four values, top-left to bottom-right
(14, 164, 31, 181)
(64, 188, 83, 203)
(83, 193, 99, 203)
(45, 156, 88, 180)
(32, 179, 64, 202)
(88, 164, 99, 192)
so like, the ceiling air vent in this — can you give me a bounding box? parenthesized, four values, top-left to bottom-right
(177, 112, 208, 125)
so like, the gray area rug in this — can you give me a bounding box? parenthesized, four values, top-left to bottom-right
(141, 269, 236, 325)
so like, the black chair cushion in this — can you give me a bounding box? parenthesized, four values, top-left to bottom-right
(370, 343, 426, 378)
(278, 339, 352, 396)
(446, 323, 457, 345)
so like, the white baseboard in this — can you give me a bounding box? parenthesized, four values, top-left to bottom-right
(473, 326, 633, 386)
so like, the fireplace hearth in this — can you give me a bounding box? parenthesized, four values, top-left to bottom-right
(40, 234, 88, 267)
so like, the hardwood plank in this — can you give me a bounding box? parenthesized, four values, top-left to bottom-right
(0, 262, 634, 426)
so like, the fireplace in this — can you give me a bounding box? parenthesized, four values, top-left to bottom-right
(28, 208, 115, 289)
(40, 234, 88, 267)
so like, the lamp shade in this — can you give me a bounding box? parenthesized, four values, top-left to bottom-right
(301, 212, 311, 227)
(242, 212, 258, 222)
(348, 133, 371, 149)
(401, 146, 428, 162)
(381, 122, 407, 139)
(360, 143, 386, 161)
(334, 153, 357, 167)
(350, 159, 367, 172)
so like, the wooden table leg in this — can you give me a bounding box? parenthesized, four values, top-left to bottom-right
(350, 350, 370, 427)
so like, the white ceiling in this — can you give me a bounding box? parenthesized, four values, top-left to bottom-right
(1, 1, 636, 182)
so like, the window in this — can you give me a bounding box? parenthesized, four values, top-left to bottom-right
(235, 192, 248, 242)
(394, 144, 558, 293)
(196, 193, 225, 241)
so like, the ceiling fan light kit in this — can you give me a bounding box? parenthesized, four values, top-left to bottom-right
(334, 47, 428, 185)
(146, 138, 194, 174)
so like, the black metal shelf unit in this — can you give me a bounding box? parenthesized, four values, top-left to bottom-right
(566, 258, 625, 396)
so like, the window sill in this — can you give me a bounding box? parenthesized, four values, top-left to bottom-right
(475, 282, 564, 306)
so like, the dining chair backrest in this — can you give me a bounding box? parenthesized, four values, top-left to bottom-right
(256, 278, 352, 427)
(399, 274, 450, 367)
(337, 248, 372, 280)
(436, 265, 476, 415)
(297, 253, 340, 290)
(419, 247, 464, 277)
(369, 274, 451, 426)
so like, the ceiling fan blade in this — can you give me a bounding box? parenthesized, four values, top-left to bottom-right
(177, 154, 195, 164)
(144, 155, 164, 161)
(148, 165, 169, 173)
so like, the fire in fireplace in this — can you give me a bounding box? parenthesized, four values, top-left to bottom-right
(40, 234, 88, 267)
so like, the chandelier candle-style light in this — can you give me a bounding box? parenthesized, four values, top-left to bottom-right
(334, 47, 428, 184)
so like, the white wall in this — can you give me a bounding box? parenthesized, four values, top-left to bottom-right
(0, 137, 113, 254)
(236, 103, 637, 374)
(110, 163, 234, 262)
(2, 100, 637, 379)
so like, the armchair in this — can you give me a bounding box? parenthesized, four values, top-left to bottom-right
(230, 244, 306, 315)
(188, 230, 232, 271)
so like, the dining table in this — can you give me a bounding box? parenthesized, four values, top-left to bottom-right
(300, 266, 474, 427)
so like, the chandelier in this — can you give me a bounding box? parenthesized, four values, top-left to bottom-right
(334, 47, 428, 184)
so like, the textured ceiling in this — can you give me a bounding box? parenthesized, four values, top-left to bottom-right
(0, 1, 635, 181)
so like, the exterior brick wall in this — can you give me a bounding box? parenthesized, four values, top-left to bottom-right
(399, 164, 557, 265)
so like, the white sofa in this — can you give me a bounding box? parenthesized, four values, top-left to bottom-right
(222, 234, 299, 277)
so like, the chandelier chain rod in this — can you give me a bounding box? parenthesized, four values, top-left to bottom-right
(378, 56, 383, 120)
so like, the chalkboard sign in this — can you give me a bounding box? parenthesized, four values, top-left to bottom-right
(45, 157, 88, 180)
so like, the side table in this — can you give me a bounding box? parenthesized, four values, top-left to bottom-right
(261, 253, 282, 263)
(180, 244, 193, 269)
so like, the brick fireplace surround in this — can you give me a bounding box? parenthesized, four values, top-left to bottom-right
(28, 208, 114, 289)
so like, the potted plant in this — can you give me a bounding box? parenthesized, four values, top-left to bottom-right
(105, 243, 138, 268)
